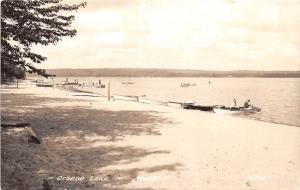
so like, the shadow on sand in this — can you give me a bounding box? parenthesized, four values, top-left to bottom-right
(1, 93, 182, 190)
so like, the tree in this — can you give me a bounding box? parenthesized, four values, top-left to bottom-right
(1, 0, 86, 80)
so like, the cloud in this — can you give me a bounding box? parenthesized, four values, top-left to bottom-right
(40, 0, 300, 70)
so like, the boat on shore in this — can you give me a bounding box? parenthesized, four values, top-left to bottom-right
(36, 83, 54, 87)
(213, 106, 261, 114)
(183, 104, 214, 112)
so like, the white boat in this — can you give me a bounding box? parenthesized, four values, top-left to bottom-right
(213, 106, 261, 114)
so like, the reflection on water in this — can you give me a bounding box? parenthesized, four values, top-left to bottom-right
(46, 77, 300, 127)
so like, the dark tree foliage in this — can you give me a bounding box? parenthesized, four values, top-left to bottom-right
(1, 0, 86, 80)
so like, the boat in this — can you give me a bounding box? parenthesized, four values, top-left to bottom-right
(121, 81, 134, 85)
(82, 81, 97, 87)
(36, 83, 54, 87)
(180, 83, 189, 87)
(31, 79, 44, 83)
(213, 106, 261, 114)
(183, 104, 214, 112)
(62, 82, 78, 86)
(96, 84, 106, 88)
(180, 82, 196, 87)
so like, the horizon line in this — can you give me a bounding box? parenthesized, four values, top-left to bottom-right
(44, 68, 300, 72)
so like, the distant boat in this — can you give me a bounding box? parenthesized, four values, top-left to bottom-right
(180, 82, 196, 87)
(82, 81, 96, 87)
(121, 81, 134, 85)
(96, 84, 106, 88)
(180, 83, 189, 87)
(62, 82, 78, 86)
(31, 79, 44, 83)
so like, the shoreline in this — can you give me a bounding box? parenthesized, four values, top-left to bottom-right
(1, 82, 300, 190)
(59, 84, 300, 128)
(3, 80, 300, 128)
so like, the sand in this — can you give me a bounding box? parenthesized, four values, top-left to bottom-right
(1, 81, 300, 190)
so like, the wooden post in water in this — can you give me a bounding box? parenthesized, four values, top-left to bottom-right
(108, 82, 111, 101)
(52, 78, 54, 90)
(16, 79, 18, 88)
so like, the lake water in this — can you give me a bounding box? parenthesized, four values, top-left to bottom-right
(50, 77, 300, 127)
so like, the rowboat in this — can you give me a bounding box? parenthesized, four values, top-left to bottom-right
(183, 104, 214, 112)
(213, 106, 261, 114)
(36, 83, 54, 87)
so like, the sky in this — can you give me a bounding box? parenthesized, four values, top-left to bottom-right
(35, 0, 300, 70)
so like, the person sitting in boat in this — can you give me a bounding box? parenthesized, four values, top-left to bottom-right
(244, 99, 251, 108)
(230, 99, 237, 109)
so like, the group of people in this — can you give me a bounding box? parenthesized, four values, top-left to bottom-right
(230, 99, 251, 108)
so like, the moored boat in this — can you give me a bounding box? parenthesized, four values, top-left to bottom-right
(180, 82, 197, 87)
(121, 81, 134, 85)
(213, 106, 261, 114)
(183, 104, 214, 112)
(36, 83, 54, 87)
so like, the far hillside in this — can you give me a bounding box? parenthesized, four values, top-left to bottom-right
(29, 68, 300, 78)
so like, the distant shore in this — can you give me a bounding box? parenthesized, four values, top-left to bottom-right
(1, 82, 300, 190)
(27, 68, 300, 78)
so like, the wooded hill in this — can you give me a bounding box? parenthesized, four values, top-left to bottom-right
(39, 68, 300, 78)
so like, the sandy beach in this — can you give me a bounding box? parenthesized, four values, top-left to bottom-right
(1, 82, 300, 190)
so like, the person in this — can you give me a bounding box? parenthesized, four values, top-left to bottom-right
(244, 99, 251, 108)
(230, 99, 237, 108)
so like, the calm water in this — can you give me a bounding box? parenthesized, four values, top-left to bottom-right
(51, 77, 300, 127)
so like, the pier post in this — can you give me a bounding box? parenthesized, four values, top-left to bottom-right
(108, 82, 111, 101)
